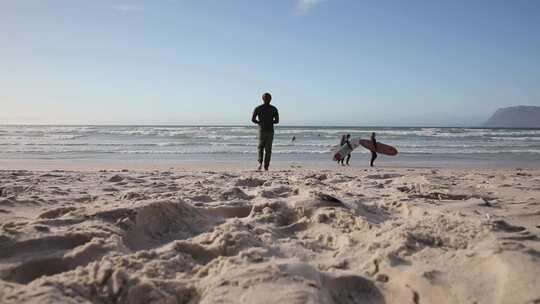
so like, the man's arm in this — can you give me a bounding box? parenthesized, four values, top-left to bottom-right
(251, 108, 259, 124)
(273, 107, 279, 124)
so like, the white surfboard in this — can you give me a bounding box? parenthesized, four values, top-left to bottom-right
(332, 137, 361, 161)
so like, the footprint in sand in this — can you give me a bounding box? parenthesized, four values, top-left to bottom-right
(260, 185, 299, 198)
(0, 236, 113, 284)
(0, 234, 93, 260)
(189, 194, 214, 203)
(490, 220, 527, 233)
(108, 175, 125, 183)
(38, 207, 77, 219)
(235, 177, 266, 188)
(366, 173, 403, 180)
(220, 187, 253, 200)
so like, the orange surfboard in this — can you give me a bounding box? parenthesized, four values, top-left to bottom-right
(359, 139, 398, 156)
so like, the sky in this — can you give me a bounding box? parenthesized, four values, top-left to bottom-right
(1, 0, 539, 126)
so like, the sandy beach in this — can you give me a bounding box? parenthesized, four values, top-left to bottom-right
(4, 0, 540, 302)
(0, 166, 539, 303)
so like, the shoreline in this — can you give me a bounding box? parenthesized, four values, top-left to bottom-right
(1, 152, 540, 171)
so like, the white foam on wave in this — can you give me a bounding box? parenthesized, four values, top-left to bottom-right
(1, 125, 540, 158)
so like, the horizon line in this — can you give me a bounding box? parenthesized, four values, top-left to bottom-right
(0, 123, 536, 129)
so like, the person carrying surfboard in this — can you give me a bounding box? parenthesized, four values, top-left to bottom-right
(339, 134, 352, 166)
(370, 132, 377, 167)
(251, 92, 279, 171)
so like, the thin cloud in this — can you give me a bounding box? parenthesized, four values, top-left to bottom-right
(297, 0, 326, 14)
(112, 4, 145, 13)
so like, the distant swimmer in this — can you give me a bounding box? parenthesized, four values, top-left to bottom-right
(251, 92, 279, 171)
(370, 132, 377, 167)
(339, 134, 352, 166)
(292, 136, 296, 142)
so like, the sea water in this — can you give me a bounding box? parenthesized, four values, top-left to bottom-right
(1, 125, 539, 167)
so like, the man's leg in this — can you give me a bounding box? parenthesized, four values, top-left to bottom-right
(257, 132, 265, 170)
(263, 132, 274, 170)
(346, 153, 351, 165)
(370, 152, 377, 167)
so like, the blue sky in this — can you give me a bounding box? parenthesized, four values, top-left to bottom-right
(1, 0, 539, 125)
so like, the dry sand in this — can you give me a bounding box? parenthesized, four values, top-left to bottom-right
(0, 166, 539, 303)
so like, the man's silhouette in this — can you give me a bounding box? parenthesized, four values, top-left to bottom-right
(252, 92, 279, 171)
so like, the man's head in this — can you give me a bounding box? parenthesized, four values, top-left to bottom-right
(371, 132, 376, 137)
(262, 92, 272, 104)
(346, 134, 351, 139)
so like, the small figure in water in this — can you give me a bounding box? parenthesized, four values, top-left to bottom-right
(370, 132, 377, 167)
(291, 136, 296, 142)
(339, 134, 352, 166)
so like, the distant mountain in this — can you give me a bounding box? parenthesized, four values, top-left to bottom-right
(484, 106, 540, 128)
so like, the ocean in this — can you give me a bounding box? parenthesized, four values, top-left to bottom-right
(1, 125, 539, 168)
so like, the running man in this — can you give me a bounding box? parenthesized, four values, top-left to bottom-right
(252, 92, 279, 171)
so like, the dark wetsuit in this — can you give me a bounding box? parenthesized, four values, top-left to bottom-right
(252, 104, 279, 170)
(370, 137, 378, 167)
(344, 139, 352, 165)
(339, 136, 352, 165)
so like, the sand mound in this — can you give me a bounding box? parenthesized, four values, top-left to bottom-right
(123, 200, 219, 250)
(202, 202, 252, 219)
(189, 194, 214, 202)
(249, 200, 300, 227)
(174, 220, 264, 266)
(234, 177, 266, 188)
(197, 262, 384, 304)
(108, 174, 125, 182)
(38, 207, 77, 219)
(220, 187, 252, 200)
(2, 237, 116, 284)
(260, 185, 299, 198)
(120, 191, 146, 201)
(2, 254, 196, 303)
(366, 173, 403, 180)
